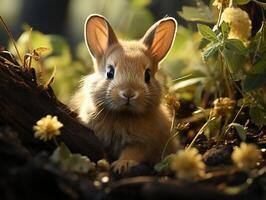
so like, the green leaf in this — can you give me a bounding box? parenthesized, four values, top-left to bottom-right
(51, 142, 71, 162)
(51, 143, 95, 173)
(223, 45, 245, 73)
(63, 154, 95, 173)
(199, 38, 211, 49)
(224, 39, 247, 55)
(235, 0, 251, 5)
(197, 24, 218, 42)
(250, 53, 266, 74)
(170, 77, 205, 91)
(202, 42, 220, 61)
(178, 3, 214, 23)
(8, 29, 53, 59)
(221, 22, 230, 38)
(44, 35, 72, 67)
(243, 72, 266, 91)
(154, 154, 175, 173)
(228, 123, 247, 141)
(249, 106, 266, 126)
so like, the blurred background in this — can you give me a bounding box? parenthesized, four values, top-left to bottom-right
(0, 0, 223, 103)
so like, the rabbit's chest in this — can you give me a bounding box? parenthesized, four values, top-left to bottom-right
(90, 116, 152, 158)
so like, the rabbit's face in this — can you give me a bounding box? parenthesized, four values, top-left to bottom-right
(93, 42, 161, 114)
(84, 15, 177, 114)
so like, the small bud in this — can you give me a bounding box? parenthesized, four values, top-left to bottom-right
(211, 97, 236, 118)
(97, 159, 111, 171)
(165, 92, 180, 111)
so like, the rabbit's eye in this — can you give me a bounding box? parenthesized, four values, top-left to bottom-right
(144, 69, 151, 83)
(106, 65, 115, 79)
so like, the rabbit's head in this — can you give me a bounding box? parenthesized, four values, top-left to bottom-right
(84, 15, 177, 115)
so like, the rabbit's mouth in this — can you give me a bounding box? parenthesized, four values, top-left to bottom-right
(112, 100, 145, 114)
(120, 102, 135, 110)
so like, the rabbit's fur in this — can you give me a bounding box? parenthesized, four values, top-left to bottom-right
(71, 15, 179, 173)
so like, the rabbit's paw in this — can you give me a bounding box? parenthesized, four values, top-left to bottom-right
(111, 160, 139, 174)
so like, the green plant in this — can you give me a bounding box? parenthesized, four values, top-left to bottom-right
(172, 0, 266, 127)
(156, 1, 265, 173)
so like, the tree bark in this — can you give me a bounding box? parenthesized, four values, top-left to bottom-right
(0, 50, 104, 161)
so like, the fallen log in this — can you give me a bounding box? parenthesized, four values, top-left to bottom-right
(0, 50, 104, 161)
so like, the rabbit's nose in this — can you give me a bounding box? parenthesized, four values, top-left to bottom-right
(119, 90, 139, 100)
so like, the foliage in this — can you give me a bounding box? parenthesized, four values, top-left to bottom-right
(154, 154, 175, 173)
(172, 1, 266, 127)
(8, 28, 90, 103)
(156, 0, 265, 178)
(228, 123, 247, 141)
(51, 142, 96, 173)
(177, 1, 215, 23)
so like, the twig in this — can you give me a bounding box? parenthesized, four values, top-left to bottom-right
(253, 0, 266, 8)
(252, 8, 265, 64)
(0, 16, 24, 67)
(170, 109, 176, 133)
(186, 117, 216, 150)
(172, 74, 192, 82)
(216, 3, 224, 28)
(223, 103, 245, 136)
(161, 109, 176, 160)
(161, 131, 180, 160)
(53, 137, 59, 146)
(219, 49, 233, 98)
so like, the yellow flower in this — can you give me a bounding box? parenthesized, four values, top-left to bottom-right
(33, 115, 63, 141)
(220, 7, 252, 42)
(211, 97, 236, 118)
(232, 143, 262, 171)
(171, 148, 205, 180)
(213, 0, 229, 10)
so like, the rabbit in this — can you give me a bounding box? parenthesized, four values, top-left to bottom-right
(70, 14, 179, 173)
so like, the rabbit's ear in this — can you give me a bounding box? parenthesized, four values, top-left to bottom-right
(84, 14, 118, 59)
(142, 17, 177, 63)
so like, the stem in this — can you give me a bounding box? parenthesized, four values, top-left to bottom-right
(161, 109, 176, 160)
(252, 8, 265, 64)
(170, 109, 176, 133)
(172, 74, 192, 82)
(224, 103, 245, 136)
(0, 55, 18, 66)
(219, 49, 233, 98)
(161, 131, 180, 160)
(186, 117, 216, 150)
(225, 65, 260, 106)
(53, 137, 59, 146)
(227, 69, 245, 97)
(216, 3, 224, 29)
(0, 16, 24, 67)
(232, 104, 245, 124)
(218, 116, 230, 141)
(253, 0, 266, 8)
(224, 65, 233, 98)
(229, 0, 234, 7)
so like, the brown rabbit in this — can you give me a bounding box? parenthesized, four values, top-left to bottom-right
(71, 14, 179, 173)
